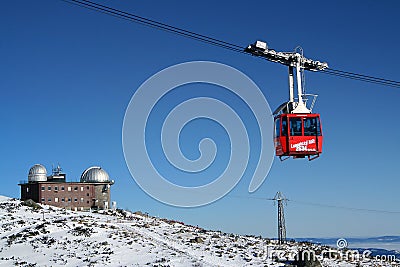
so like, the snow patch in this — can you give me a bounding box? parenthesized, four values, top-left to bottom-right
(0, 197, 398, 267)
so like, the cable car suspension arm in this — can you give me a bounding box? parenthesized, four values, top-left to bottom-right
(245, 41, 328, 114)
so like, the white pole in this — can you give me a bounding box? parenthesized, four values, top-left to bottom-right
(295, 57, 303, 104)
(288, 66, 294, 103)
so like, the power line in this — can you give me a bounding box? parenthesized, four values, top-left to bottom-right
(227, 194, 400, 215)
(62, 0, 400, 88)
(288, 199, 400, 215)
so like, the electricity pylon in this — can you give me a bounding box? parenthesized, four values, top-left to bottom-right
(273, 191, 287, 244)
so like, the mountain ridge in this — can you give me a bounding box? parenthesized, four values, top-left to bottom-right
(0, 196, 398, 267)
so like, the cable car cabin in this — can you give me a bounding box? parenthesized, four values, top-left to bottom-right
(274, 113, 323, 160)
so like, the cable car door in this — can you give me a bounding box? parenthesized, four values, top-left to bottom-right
(288, 116, 320, 154)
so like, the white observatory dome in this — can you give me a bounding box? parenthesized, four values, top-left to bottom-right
(28, 164, 47, 182)
(80, 166, 109, 182)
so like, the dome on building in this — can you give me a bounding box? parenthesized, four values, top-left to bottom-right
(80, 166, 109, 182)
(28, 164, 47, 182)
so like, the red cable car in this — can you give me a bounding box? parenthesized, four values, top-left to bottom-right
(270, 60, 325, 161)
(271, 64, 325, 161)
(274, 113, 323, 160)
(246, 40, 328, 161)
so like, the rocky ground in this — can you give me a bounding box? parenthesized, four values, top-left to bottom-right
(0, 196, 398, 267)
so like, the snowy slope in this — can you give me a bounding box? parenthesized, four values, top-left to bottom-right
(0, 196, 398, 267)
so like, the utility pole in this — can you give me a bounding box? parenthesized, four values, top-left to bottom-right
(273, 191, 287, 244)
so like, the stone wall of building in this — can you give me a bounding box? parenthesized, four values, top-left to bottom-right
(93, 184, 111, 210)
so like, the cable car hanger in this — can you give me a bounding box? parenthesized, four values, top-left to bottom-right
(245, 41, 328, 115)
(246, 41, 328, 161)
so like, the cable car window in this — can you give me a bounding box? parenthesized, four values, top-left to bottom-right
(289, 118, 302, 136)
(303, 117, 321, 136)
(275, 118, 281, 137)
(281, 119, 288, 136)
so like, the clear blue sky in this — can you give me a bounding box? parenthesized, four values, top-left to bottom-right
(1, 0, 399, 238)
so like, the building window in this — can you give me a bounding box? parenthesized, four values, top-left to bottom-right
(61, 186, 65, 191)
(86, 200, 89, 204)
(81, 187, 84, 191)
(68, 187, 71, 191)
(74, 186, 78, 191)
(26, 188, 29, 193)
(55, 198, 59, 203)
(41, 198, 45, 202)
(61, 198, 65, 202)
(41, 186, 45, 191)
(48, 186, 51, 191)
(87, 186, 89, 190)
(80, 197, 84, 202)
(86, 193, 89, 197)
(55, 186, 58, 191)
(68, 198, 71, 202)
(74, 198, 78, 202)
(48, 198, 51, 202)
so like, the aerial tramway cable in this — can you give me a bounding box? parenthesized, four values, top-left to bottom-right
(63, 0, 400, 88)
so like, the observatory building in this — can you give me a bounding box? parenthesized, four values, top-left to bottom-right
(19, 164, 114, 210)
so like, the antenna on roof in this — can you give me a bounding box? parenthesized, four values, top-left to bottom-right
(52, 163, 63, 176)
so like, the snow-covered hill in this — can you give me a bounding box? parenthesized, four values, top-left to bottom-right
(0, 196, 398, 267)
